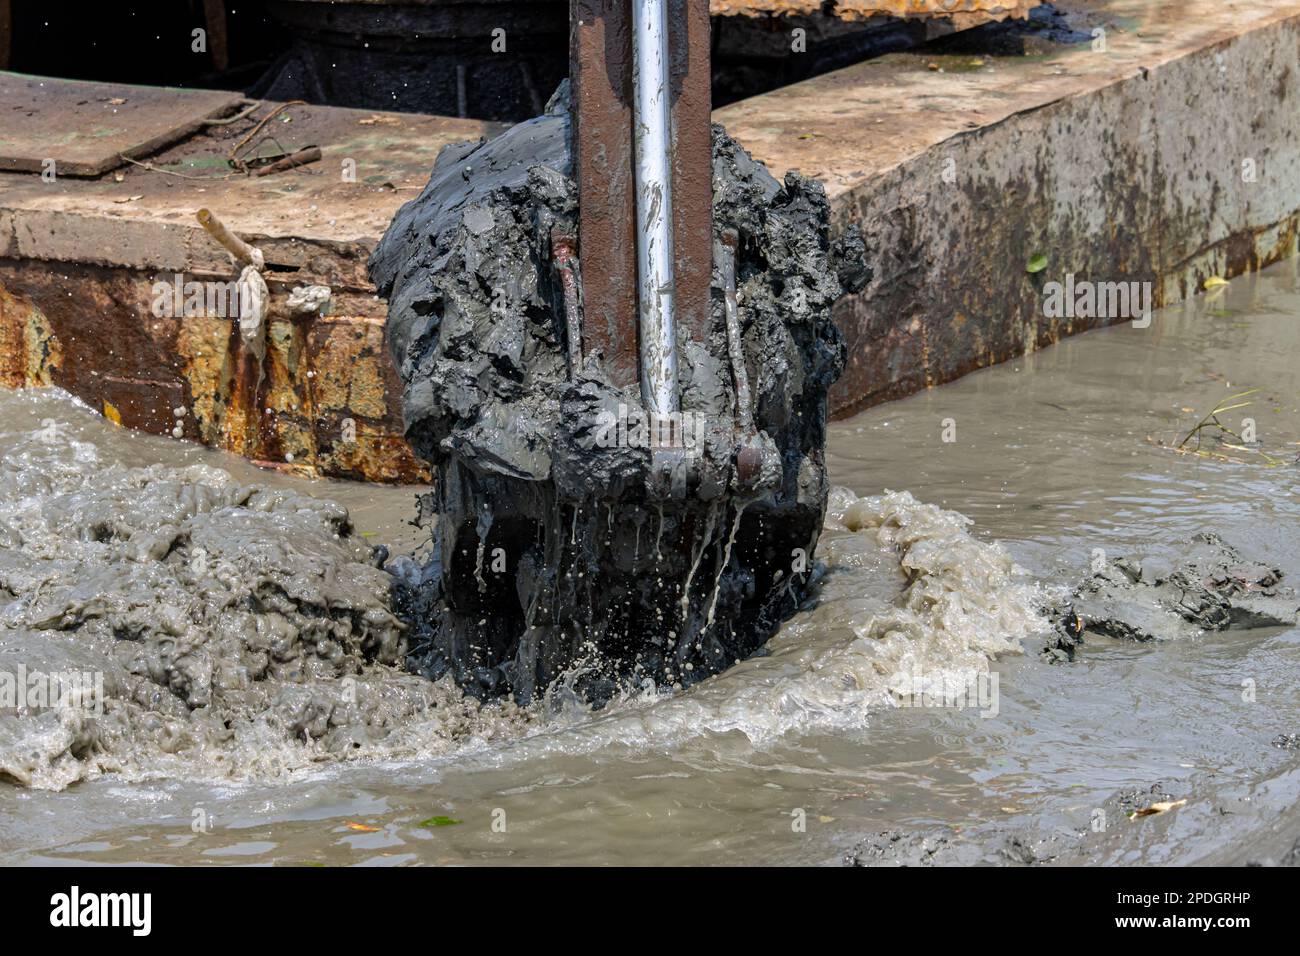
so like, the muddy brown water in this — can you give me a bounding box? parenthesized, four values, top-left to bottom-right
(1, 260, 1298, 866)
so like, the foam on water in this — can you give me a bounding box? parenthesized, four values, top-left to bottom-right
(0, 390, 1045, 790)
(495, 486, 1045, 761)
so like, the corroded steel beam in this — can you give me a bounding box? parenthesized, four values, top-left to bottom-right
(570, 0, 712, 392)
(670, 0, 715, 347)
(0, 263, 429, 484)
(570, 0, 638, 387)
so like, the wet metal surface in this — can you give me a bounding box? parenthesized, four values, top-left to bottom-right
(570, 1, 640, 388)
(632, 0, 681, 414)
(570, 0, 712, 392)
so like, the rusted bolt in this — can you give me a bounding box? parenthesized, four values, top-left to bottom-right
(736, 442, 764, 487)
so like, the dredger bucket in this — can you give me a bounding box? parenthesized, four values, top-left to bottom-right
(370, 1, 866, 703)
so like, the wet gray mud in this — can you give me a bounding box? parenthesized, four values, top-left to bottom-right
(1046, 533, 1299, 659)
(369, 85, 867, 703)
(0, 396, 533, 789)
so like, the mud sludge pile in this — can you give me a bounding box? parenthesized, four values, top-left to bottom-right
(0, 404, 535, 789)
(370, 86, 868, 704)
(1048, 532, 1300, 659)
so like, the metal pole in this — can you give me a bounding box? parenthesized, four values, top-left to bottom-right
(720, 229, 753, 435)
(632, 0, 679, 416)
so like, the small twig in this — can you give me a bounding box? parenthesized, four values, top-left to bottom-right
(253, 145, 322, 177)
(196, 208, 264, 269)
(201, 98, 262, 127)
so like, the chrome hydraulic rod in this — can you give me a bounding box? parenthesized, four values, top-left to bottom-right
(632, 0, 679, 417)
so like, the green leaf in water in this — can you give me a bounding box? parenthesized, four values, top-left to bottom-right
(419, 816, 462, 828)
(1026, 253, 1048, 274)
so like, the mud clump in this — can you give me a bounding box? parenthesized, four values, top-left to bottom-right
(0, 405, 534, 790)
(844, 782, 1186, 867)
(1046, 532, 1299, 660)
(371, 83, 867, 704)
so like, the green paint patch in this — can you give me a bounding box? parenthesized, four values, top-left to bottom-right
(418, 816, 462, 828)
(924, 56, 992, 74)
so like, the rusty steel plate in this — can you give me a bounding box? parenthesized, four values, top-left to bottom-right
(0, 73, 244, 176)
(709, 0, 1038, 18)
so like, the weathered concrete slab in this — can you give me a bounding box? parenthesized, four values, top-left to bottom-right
(716, 0, 1300, 415)
(0, 74, 245, 177)
(0, 89, 499, 272)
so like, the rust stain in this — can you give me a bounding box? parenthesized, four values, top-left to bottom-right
(0, 261, 427, 484)
(710, 0, 1038, 21)
(311, 320, 389, 420)
(175, 314, 232, 446)
(570, 0, 640, 389)
(223, 319, 265, 461)
(0, 279, 61, 388)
